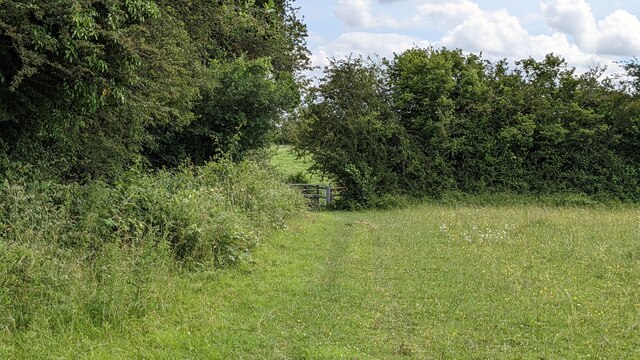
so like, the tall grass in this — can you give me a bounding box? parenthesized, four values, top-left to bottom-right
(0, 160, 305, 334)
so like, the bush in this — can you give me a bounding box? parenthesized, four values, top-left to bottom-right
(0, 160, 305, 332)
(299, 50, 640, 207)
(286, 171, 311, 184)
(296, 57, 431, 209)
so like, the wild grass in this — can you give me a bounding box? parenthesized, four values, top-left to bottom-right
(2, 147, 638, 357)
(3, 202, 638, 358)
(0, 160, 305, 340)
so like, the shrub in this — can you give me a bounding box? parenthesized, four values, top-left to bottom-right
(299, 49, 640, 206)
(296, 57, 431, 208)
(286, 171, 311, 184)
(0, 160, 305, 332)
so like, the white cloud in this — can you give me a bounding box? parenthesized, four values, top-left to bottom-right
(334, 0, 373, 27)
(335, 0, 484, 30)
(541, 0, 599, 50)
(417, 0, 483, 28)
(526, 33, 611, 73)
(596, 10, 640, 56)
(438, 8, 622, 74)
(311, 32, 430, 69)
(438, 9, 590, 64)
(542, 0, 640, 56)
(440, 10, 528, 55)
(315, 0, 632, 77)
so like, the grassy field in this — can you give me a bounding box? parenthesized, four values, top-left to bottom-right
(269, 145, 328, 184)
(3, 203, 638, 358)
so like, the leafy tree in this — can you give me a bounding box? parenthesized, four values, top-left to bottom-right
(302, 48, 640, 203)
(157, 0, 309, 75)
(0, 0, 199, 180)
(296, 57, 428, 208)
(509, 55, 638, 197)
(145, 0, 310, 167)
(615, 59, 640, 164)
(0, 0, 310, 179)
(389, 48, 496, 192)
(149, 57, 300, 166)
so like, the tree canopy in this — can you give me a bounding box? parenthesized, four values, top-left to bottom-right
(0, 0, 309, 180)
(296, 49, 640, 207)
(2, 1, 638, 205)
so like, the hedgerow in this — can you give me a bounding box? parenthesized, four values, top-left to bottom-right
(296, 50, 640, 208)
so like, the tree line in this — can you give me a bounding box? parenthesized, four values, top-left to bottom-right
(295, 49, 640, 208)
(2, 1, 639, 208)
(0, 0, 309, 181)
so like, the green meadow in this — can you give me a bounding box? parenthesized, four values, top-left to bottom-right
(269, 145, 327, 184)
(3, 202, 638, 358)
(1, 147, 638, 358)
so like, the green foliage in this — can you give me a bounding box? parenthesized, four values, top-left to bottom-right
(0, 179, 152, 332)
(299, 48, 640, 206)
(285, 171, 310, 184)
(391, 48, 493, 193)
(0, 0, 309, 180)
(0, 0, 202, 180)
(620, 58, 640, 95)
(496, 55, 639, 198)
(158, 0, 309, 75)
(143, 0, 309, 167)
(296, 57, 429, 209)
(0, 0, 310, 335)
(0, 160, 305, 332)
(149, 57, 300, 166)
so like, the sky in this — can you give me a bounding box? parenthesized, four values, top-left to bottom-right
(295, 0, 640, 77)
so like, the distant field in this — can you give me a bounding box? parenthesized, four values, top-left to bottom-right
(4, 203, 639, 358)
(269, 145, 328, 184)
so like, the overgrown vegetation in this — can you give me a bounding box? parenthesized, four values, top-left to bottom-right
(0, 160, 304, 333)
(1, 0, 639, 353)
(296, 50, 640, 208)
(0, 0, 309, 336)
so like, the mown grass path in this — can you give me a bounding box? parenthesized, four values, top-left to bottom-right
(6, 204, 640, 359)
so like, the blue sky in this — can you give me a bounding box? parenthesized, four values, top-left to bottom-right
(295, 0, 640, 76)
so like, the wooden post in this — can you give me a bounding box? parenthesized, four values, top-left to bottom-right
(326, 185, 332, 205)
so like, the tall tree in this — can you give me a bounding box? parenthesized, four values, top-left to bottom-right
(0, 0, 200, 180)
(146, 0, 310, 166)
(0, 0, 310, 178)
